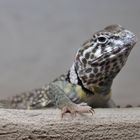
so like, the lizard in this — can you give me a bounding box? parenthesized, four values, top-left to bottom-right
(0, 24, 137, 117)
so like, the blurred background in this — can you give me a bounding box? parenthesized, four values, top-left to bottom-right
(0, 0, 139, 106)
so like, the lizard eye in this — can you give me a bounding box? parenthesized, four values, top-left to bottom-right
(97, 36, 108, 44)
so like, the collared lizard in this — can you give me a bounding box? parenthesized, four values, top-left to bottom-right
(0, 24, 137, 116)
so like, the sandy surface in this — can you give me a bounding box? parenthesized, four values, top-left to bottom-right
(0, 108, 140, 140)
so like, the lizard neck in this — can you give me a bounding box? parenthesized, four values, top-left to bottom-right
(67, 62, 113, 95)
(67, 63, 92, 94)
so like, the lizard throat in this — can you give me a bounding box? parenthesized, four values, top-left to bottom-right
(67, 63, 95, 95)
(68, 63, 78, 84)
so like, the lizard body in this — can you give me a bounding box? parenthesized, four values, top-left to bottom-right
(0, 24, 137, 115)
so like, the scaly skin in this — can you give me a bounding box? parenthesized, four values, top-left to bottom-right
(0, 24, 137, 116)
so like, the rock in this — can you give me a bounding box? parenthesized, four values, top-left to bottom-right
(0, 108, 140, 140)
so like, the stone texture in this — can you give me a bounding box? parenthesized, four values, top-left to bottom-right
(0, 108, 140, 140)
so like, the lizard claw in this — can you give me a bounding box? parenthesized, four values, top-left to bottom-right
(61, 103, 94, 118)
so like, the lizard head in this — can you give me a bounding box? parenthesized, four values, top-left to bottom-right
(69, 24, 137, 92)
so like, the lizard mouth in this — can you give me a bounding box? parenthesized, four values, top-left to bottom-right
(91, 47, 122, 64)
(91, 42, 135, 65)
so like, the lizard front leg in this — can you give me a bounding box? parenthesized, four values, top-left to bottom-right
(46, 83, 94, 118)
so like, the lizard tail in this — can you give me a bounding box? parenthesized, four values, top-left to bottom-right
(0, 99, 12, 109)
(0, 89, 53, 109)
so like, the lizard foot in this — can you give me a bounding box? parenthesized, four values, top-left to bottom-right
(61, 103, 94, 118)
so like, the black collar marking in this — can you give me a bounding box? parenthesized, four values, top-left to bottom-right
(66, 66, 95, 95)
